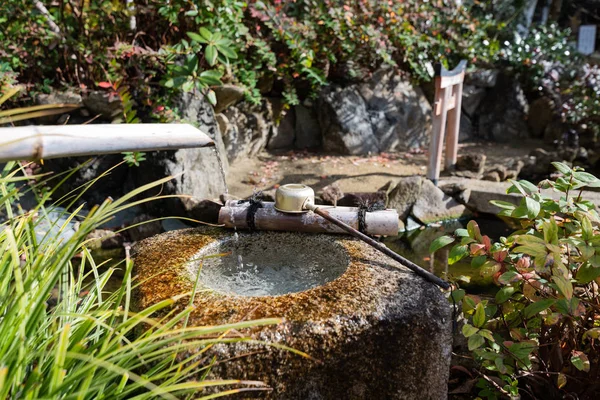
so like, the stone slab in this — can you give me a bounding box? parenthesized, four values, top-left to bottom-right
(439, 177, 600, 215)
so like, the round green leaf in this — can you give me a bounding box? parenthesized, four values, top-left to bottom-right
(429, 235, 455, 253)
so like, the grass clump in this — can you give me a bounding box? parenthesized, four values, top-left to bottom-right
(0, 162, 279, 399)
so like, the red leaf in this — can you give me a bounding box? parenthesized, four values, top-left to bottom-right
(98, 81, 114, 89)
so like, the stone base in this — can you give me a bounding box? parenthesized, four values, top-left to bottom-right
(133, 228, 452, 399)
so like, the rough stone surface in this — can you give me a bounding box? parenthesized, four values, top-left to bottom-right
(86, 229, 124, 250)
(459, 112, 473, 142)
(359, 68, 432, 151)
(213, 84, 245, 113)
(319, 86, 378, 154)
(36, 90, 83, 123)
(268, 108, 296, 150)
(131, 92, 228, 219)
(318, 68, 432, 154)
(477, 74, 530, 142)
(412, 179, 472, 224)
(465, 69, 499, 88)
(528, 97, 555, 138)
(178, 91, 229, 173)
(461, 84, 486, 116)
(83, 91, 122, 120)
(133, 228, 452, 400)
(384, 176, 423, 222)
(127, 214, 163, 242)
(294, 104, 321, 149)
(454, 154, 487, 175)
(220, 100, 273, 163)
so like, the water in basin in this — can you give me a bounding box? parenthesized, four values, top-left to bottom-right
(187, 233, 350, 296)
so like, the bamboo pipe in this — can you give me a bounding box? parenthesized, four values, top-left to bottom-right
(304, 203, 451, 290)
(218, 200, 400, 236)
(0, 124, 215, 162)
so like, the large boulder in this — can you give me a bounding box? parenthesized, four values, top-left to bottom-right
(83, 90, 123, 120)
(131, 92, 228, 221)
(268, 108, 296, 150)
(318, 86, 378, 154)
(218, 100, 273, 163)
(213, 84, 245, 113)
(294, 104, 321, 149)
(477, 74, 530, 142)
(384, 176, 423, 221)
(461, 84, 486, 116)
(133, 228, 452, 399)
(318, 68, 432, 155)
(411, 179, 472, 225)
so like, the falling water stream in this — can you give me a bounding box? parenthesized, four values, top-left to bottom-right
(212, 146, 245, 270)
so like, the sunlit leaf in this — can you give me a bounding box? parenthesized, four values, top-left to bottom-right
(571, 351, 590, 372)
(473, 302, 486, 328)
(462, 324, 479, 337)
(468, 333, 485, 350)
(523, 299, 554, 319)
(429, 235, 455, 253)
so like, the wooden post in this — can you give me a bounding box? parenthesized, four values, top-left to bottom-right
(426, 60, 467, 186)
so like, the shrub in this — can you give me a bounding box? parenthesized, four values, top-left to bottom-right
(431, 163, 600, 398)
(0, 161, 280, 398)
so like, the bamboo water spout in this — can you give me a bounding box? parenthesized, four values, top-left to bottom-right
(0, 123, 215, 162)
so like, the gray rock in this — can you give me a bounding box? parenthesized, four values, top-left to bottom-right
(133, 228, 452, 400)
(318, 68, 432, 154)
(412, 179, 471, 224)
(268, 108, 296, 150)
(466, 69, 499, 88)
(294, 105, 321, 149)
(461, 84, 486, 116)
(213, 84, 245, 113)
(482, 170, 502, 182)
(528, 97, 555, 138)
(405, 216, 423, 231)
(220, 101, 272, 163)
(83, 91, 122, 120)
(385, 176, 423, 221)
(127, 214, 163, 242)
(459, 112, 473, 142)
(477, 74, 530, 142)
(86, 229, 124, 250)
(455, 154, 486, 175)
(440, 183, 471, 205)
(359, 68, 432, 151)
(132, 92, 228, 218)
(176, 91, 229, 175)
(319, 86, 378, 154)
(36, 89, 83, 123)
(34, 207, 79, 245)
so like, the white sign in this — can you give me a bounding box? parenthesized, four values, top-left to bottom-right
(578, 25, 597, 55)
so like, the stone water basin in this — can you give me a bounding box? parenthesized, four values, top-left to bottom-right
(133, 227, 451, 399)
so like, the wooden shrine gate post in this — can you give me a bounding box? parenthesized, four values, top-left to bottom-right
(427, 60, 467, 186)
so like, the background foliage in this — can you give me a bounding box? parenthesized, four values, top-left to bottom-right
(0, 0, 597, 130)
(432, 163, 600, 398)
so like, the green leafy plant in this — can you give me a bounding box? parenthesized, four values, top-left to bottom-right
(431, 163, 600, 398)
(0, 161, 282, 398)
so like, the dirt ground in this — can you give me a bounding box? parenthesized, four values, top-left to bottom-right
(226, 139, 547, 198)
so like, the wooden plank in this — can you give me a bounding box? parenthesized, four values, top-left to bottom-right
(445, 83, 464, 169)
(427, 85, 450, 185)
(0, 124, 215, 162)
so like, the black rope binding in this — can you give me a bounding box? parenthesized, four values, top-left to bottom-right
(356, 200, 386, 234)
(238, 192, 264, 231)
